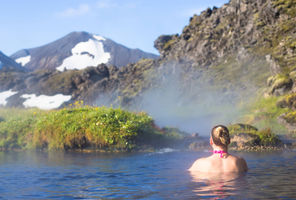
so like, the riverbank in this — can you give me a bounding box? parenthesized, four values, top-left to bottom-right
(187, 123, 294, 152)
(0, 105, 185, 152)
(0, 106, 291, 152)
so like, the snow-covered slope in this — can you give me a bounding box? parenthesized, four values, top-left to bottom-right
(57, 35, 110, 71)
(0, 90, 17, 106)
(15, 55, 31, 66)
(21, 93, 71, 110)
(11, 31, 158, 71)
(0, 51, 23, 71)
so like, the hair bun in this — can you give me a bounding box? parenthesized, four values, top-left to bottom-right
(211, 125, 230, 147)
(220, 130, 226, 137)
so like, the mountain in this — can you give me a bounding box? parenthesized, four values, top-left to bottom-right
(0, 51, 24, 71)
(10, 31, 158, 71)
(1, 0, 296, 134)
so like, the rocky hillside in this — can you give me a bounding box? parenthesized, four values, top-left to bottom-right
(10, 31, 158, 71)
(1, 0, 296, 134)
(0, 51, 25, 72)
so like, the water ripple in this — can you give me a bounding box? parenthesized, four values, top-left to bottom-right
(0, 151, 295, 199)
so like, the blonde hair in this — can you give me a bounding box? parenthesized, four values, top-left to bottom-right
(211, 125, 230, 147)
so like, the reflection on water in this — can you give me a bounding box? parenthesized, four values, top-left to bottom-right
(190, 151, 296, 199)
(190, 170, 245, 199)
(0, 150, 295, 199)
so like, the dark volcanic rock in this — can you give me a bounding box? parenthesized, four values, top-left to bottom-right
(230, 133, 261, 149)
(154, 34, 178, 56)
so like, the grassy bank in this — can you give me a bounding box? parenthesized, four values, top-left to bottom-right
(239, 95, 289, 134)
(0, 104, 184, 151)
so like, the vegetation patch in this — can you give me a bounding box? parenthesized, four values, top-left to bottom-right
(228, 123, 282, 148)
(239, 96, 288, 134)
(0, 104, 185, 151)
(281, 111, 296, 124)
(268, 74, 293, 95)
(272, 0, 296, 17)
(276, 93, 296, 109)
(163, 39, 176, 51)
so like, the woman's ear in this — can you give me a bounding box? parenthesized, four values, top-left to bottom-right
(210, 137, 213, 145)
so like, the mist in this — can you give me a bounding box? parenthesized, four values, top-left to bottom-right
(94, 57, 266, 136)
(131, 62, 248, 135)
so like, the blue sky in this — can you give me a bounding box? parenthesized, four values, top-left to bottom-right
(0, 0, 229, 55)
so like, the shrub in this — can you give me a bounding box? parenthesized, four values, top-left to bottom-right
(257, 128, 282, 146)
(228, 123, 282, 147)
(0, 106, 184, 151)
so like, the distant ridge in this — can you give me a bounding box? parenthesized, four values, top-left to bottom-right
(10, 31, 158, 71)
(0, 51, 24, 71)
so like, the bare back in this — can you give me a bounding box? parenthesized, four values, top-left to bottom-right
(189, 154, 248, 173)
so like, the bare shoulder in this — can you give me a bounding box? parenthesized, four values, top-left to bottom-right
(234, 155, 248, 172)
(188, 157, 208, 172)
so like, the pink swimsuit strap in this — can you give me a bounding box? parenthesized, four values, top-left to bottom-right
(212, 150, 227, 158)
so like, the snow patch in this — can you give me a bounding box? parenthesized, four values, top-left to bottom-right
(57, 38, 110, 71)
(93, 35, 105, 41)
(0, 90, 17, 106)
(15, 55, 31, 66)
(21, 94, 71, 110)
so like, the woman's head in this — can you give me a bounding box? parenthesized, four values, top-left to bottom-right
(211, 125, 230, 148)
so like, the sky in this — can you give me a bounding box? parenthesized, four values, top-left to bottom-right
(0, 0, 229, 56)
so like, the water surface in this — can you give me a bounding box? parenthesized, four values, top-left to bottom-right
(0, 150, 295, 199)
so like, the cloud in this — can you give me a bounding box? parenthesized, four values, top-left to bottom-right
(96, 0, 118, 9)
(57, 4, 90, 18)
(96, 0, 137, 9)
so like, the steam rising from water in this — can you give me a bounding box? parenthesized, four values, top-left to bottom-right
(95, 60, 263, 136)
(133, 63, 245, 135)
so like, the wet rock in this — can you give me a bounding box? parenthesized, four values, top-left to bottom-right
(276, 93, 296, 109)
(230, 132, 260, 149)
(268, 75, 293, 96)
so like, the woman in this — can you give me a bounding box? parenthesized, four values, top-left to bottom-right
(189, 125, 248, 173)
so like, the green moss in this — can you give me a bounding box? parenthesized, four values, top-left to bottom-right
(277, 93, 296, 109)
(253, 12, 265, 27)
(272, 74, 292, 89)
(272, 0, 296, 17)
(252, 2, 296, 73)
(240, 96, 288, 134)
(290, 41, 296, 49)
(282, 111, 296, 124)
(279, 20, 295, 34)
(163, 39, 176, 51)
